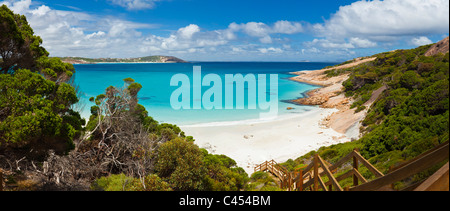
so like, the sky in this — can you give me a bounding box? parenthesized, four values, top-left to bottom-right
(1, 0, 449, 62)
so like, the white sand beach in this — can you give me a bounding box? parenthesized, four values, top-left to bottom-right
(181, 58, 380, 175)
(181, 107, 351, 175)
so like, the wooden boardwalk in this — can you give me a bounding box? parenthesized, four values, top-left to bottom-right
(254, 141, 449, 191)
(1, 142, 448, 191)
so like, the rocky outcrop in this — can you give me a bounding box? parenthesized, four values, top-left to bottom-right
(425, 36, 449, 57)
(289, 57, 378, 137)
(158, 56, 188, 63)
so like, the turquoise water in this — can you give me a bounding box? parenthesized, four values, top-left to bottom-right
(73, 62, 337, 125)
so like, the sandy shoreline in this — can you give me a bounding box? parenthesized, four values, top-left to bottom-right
(77, 58, 377, 175)
(181, 108, 350, 175)
(181, 57, 378, 175)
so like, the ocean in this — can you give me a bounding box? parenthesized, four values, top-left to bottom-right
(73, 62, 337, 126)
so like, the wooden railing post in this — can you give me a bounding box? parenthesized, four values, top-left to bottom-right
(353, 149, 359, 187)
(298, 170, 303, 191)
(313, 154, 319, 191)
(287, 173, 292, 191)
(0, 169, 3, 191)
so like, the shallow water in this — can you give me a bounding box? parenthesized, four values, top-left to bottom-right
(73, 62, 337, 125)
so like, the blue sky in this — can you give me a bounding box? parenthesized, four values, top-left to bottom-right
(1, 0, 449, 61)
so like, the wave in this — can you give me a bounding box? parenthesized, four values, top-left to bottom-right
(179, 107, 324, 128)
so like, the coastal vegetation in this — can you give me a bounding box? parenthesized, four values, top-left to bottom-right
(0, 5, 247, 191)
(1, 5, 83, 158)
(1, 4, 447, 191)
(280, 40, 449, 190)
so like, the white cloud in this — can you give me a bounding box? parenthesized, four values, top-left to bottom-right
(86, 31, 106, 39)
(259, 36, 272, 44)
(349, 37, 377, 48)
(0, 0, 161, 57)
(30, 4, 50, 16)
(177, 24, 200, 40)
(241, 22, 271, 38)
(107, 0, 161, 10)
(258, 47, 283, 54)
(303, 0, 448, 55)
(227, 21, 304, 44)
(1, 0, 30, 13)
(7, 0, 445, 62)
(316, 0, 449, 40)
(273, 20, 303, 34)
(410, 36, 433, 46)
(0, 0, 311, 60)
(306, 39, 355, 49)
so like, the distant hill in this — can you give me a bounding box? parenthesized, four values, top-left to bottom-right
(58, 55, 188, 64)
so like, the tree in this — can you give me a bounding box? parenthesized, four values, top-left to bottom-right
(0, 5, 82, 158)
(0, 69, 81, 153)
(81, 80, 162, 178)
(0, 5, 48, 74)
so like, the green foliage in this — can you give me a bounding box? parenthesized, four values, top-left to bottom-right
(288, 43, 449, 189)
(0, 5, 82, 157)
(91, 173, 172, 191)
(400, 70, 423, 89)
(246, 172, 282, 191)
(0, 69, 81, 155)
(153, 138, 249, 191)
(0, 5, 48, 73)
(91, 174, 134, 191)
(202, 150, 249, 191)
(155, 138, 208, 191)
(84, 78, 248, 191)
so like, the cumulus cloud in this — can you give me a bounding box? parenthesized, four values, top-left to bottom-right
(140, 24, 232, 54)
(306, 39, 355, 49)
(227, 21, 304, 44)
(349, 37, 377, 48)
(1, 0, 30, 13)
(305, 0, 448, 56)
(177, 24, 200, 40)
(0, 0, 161, 57)
(107, 0, 161, 10)
(410, 36, 433, 46)
(1, 0, 308, 59)
(2, 0, 446, 62)
(273, 20, 303, 34)
(316, 0, 449, 39)
(258, 47, 283, 54)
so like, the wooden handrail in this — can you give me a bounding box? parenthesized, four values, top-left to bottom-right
(414, 162, 449, 191)
(350, 142, 449, 191)
(317, 155, 343, 191)
(352, 150, 384, 178)
(254, 141, 449, 191)
(389, 141, 449, 173)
